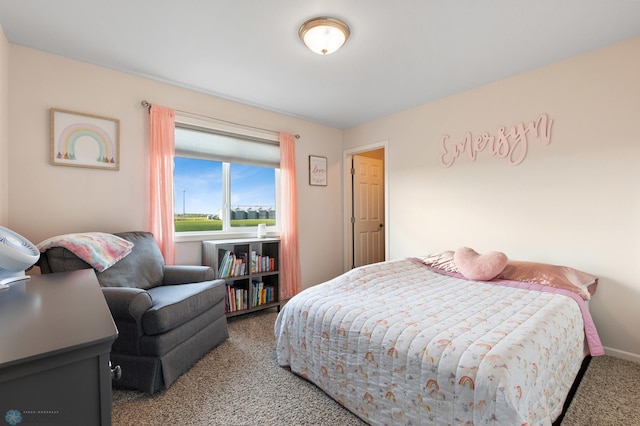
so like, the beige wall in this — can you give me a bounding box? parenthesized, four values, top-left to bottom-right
(344, 37, 640, 361)
(6, 44, 345, 291)
(0, 26, 8, 225)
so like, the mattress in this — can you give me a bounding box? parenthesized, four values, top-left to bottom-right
(275, 258, 602, 425)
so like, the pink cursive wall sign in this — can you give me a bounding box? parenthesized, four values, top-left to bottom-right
(439, 113, 553, 167)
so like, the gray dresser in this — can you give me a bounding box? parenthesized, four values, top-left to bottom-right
(0, 269, 118, 425)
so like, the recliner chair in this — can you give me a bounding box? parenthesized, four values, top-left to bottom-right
(36, 231, 229, 394)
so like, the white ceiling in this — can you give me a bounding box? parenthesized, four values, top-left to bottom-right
(1, 1, 640, 129)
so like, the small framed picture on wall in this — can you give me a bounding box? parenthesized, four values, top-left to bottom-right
(309, 155, 327, 186)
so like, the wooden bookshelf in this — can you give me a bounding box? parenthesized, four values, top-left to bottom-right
(202, 238, 280, 317)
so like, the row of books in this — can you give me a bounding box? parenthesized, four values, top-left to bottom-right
(252, 280, 275, 306)
(225, 285, 247, 312)
(225, 282, 276, 312)
(218, 250, 246, 278)
(218, 249, 276, 278)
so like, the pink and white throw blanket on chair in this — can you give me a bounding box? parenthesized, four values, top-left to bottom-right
(37, 232, 134, 272)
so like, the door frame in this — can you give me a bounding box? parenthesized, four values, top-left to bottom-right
(342, 141, 389, 272)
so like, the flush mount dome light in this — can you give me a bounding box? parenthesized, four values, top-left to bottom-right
(298, 17, 350, 55)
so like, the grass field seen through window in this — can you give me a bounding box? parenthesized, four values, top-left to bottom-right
(175, 215, 275, 232)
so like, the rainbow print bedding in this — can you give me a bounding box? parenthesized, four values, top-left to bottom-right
(274, 258, 602, 425)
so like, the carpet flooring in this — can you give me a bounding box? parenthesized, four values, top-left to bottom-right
(112, 309, 640, 426)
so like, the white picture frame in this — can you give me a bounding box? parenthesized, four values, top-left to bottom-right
(309, 155, 327, 186)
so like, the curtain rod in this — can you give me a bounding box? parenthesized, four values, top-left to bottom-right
(141, 100, 300, 139)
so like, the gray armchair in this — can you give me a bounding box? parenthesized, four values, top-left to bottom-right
(36, 231, 229, 394)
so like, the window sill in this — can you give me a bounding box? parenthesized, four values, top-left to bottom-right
(175, 231, 280, 243)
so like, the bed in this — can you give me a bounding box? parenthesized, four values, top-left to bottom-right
(275, 253, 603, 425)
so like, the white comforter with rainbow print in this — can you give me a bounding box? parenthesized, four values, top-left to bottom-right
(275, 259, 602, 426)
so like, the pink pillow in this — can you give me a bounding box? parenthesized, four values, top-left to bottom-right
(453, 247, 508, 281)
(419, 250, 459, 273)
(496, 260, 597, 300)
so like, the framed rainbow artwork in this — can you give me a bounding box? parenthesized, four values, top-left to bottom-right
(50, 108, 120, 170)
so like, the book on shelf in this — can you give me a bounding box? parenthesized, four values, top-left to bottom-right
(252, 280, 262, 306)
(233, 258, 242, 277)
(222, 251, 236, 278)
(251, 250, 257, 274)
(265, 285, 274, 304)
(225, 284, 234, 312)
(218, 250, 230, 278)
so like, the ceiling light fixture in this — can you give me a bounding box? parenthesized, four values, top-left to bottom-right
(298, 17, 350, 55)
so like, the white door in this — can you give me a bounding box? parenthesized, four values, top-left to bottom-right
(352, 154, 385, 267)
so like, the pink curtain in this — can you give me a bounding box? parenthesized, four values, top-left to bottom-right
(279, 133, 302, 299)
(149, 105, 176, 264)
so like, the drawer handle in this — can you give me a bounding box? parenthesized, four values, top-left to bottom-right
(110, 363, 122, 381)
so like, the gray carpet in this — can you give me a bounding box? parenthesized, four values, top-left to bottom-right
(561, 354, 640, 425)
(112, 309, 640, 426)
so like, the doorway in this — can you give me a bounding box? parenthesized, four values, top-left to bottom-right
(343, 142, 388, 270)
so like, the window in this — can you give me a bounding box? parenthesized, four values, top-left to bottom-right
(173, 125, 279, 234)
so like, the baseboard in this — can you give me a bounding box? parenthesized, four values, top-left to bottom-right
(603, 346, 640, 363)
